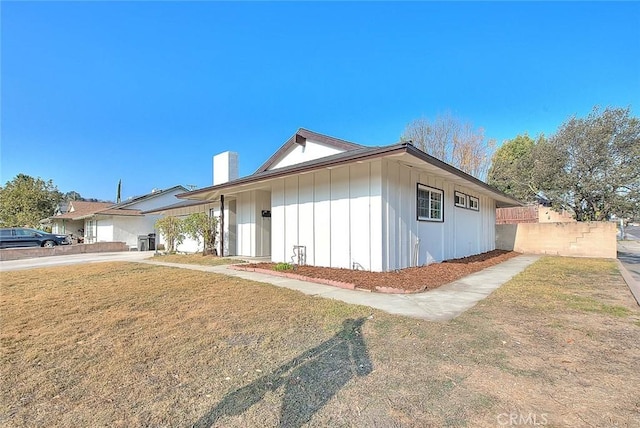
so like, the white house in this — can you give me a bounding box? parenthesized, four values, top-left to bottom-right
(50, 186, 187, 249)
(176, 128, 521, 271)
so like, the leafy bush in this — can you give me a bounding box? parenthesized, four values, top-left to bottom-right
(155, 216, 184, 254)
(273, 262, 293, 271)
(183, 212, 219, 256)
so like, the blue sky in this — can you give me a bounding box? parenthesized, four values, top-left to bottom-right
(2, 1, 638, 201)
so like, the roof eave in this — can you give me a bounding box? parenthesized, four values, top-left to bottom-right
(179, 143, 522, 207)
(179, 144, 407, 200)
(404, 145, 523, 207)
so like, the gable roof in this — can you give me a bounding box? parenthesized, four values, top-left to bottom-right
(255, 128, 363, 173)
(112, 185, 188, 209)
(179, 140, 522, 208)
(52, 201, 114, 219)
(49, 186, 187, 221)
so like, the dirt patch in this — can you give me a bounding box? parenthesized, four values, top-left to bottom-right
(241, 250, 520, 292)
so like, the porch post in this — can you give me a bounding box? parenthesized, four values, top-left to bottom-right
(220, 195, 224, 257)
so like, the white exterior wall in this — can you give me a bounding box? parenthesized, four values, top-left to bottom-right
(270, 141, 344, 170)
(96, 218, 114, 243)
(235, 190, 271, 257)
(381, 159, 496, 270)
(270, 161, 383, 271)
(111, 215, 158, 248)
(87, 188, 188, 250)
(176, 235, 202, 253)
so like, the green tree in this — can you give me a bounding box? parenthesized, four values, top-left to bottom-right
(0, 174, 62, 227)
(536, 106, 640, 221)
(487, 134, 541, 202)
(155, 216, 185, 253)
(401, 112, 495, 179)
(183, 212, 219, 256)
(63, 191, 83, 201)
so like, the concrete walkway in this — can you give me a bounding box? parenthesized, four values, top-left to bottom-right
(139, 254, 541, 321)
(0, 250, 541, 320)
(617, 240, 640, 305)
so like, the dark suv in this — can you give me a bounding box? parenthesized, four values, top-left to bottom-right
(0, 228, 70, 249)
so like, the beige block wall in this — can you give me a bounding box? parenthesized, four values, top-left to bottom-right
(496, 222, 616, 259)
(0, 242, 128, 261)
(538, 206, 575, 223)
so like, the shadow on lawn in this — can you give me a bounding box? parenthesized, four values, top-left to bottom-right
(193, 318, 372, 428)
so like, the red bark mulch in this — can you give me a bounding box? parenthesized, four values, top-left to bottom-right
(240, 250, 520, 293)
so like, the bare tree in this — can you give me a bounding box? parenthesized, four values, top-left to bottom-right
(401, 112, 495, 179)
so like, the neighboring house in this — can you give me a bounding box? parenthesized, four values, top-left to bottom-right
(175, 128, 521, 271)
(50, 201, 114, 241)
(50, 186, 187, 248)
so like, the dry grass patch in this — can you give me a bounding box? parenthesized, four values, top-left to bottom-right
(1, 257, 639, 427)
(152, 254, 240, 266)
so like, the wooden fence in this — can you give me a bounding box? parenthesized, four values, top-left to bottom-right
(496, 206, 538, 224)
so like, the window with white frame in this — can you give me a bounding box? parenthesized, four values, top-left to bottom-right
(454, 191, 467, 208)
(417, 184, 443, 221)
(469, 196, 479, 211)
(86, 220, 95, 240)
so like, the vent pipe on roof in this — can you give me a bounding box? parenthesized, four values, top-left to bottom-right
(213, 151, 239, 185)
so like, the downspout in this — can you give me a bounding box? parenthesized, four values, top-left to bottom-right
(220, 195, 225, 257)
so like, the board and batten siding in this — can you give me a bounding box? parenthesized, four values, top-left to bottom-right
(236, 190, 271, 257)
(271, 161, 383, 271)
(271, 158, 496, 272)
(381, 159, 496, 271)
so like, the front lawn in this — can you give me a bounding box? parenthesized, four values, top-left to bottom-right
(1, 257, 638, 427)
(152, 253, 240, 266)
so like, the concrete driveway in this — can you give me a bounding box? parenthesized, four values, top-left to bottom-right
(0, 251, 154, 272)
(617, 240, 640, 305)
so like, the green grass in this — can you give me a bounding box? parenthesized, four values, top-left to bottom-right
(562, 294, 631, 317)
(492, 256, 628, 314)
